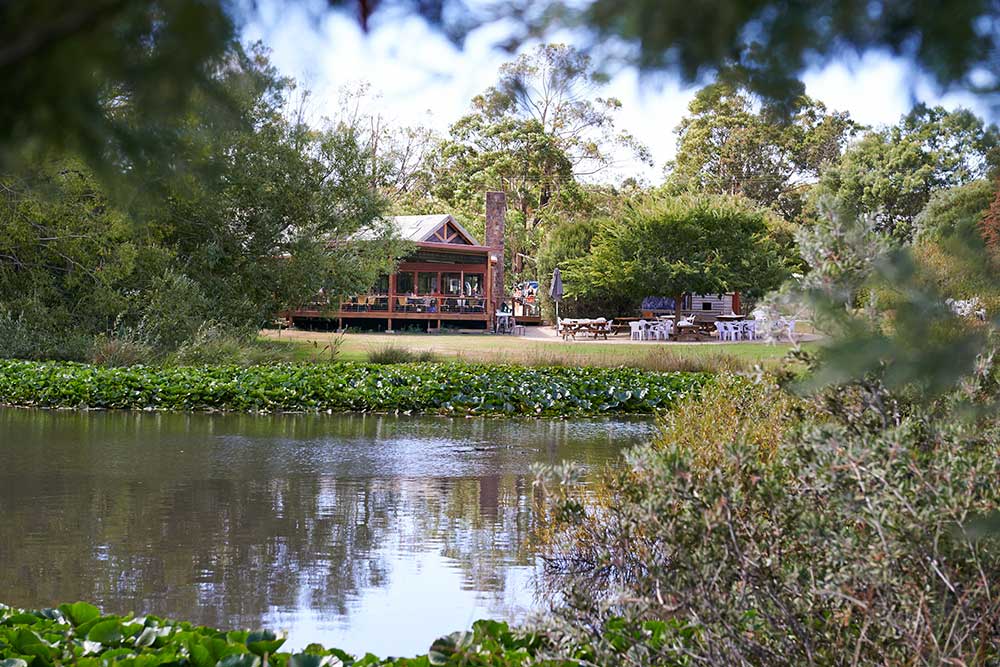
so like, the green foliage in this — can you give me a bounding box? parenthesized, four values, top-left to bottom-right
(367, 346, 438, 364)
(536, 0, 1000, 111)
(0, 0, 234, 187)
(0, 360, 706, 416)
(0, 310, 92, 362)
(421, 43, 647, 278)
(536, 217, 634, 319)
(667, 82, 857, 221)
(913, 179, 994, 242)
(537, 377, 1000, 665)
(564, 193, 795, 310)
(908, 180, 1000, 313)
(814, 104, 1000, 240)
(0, 603, 566, 667)
(653, 373, 802, 471)
(0, 44, 406, 360)
(164, 327, 304, 366)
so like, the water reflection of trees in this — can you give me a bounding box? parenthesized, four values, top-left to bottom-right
(0, 409, 646, 630)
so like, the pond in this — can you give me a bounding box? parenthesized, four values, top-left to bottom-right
(0, 408, 654, 656)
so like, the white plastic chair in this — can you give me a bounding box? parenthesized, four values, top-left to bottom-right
(743, 320, 756, 341)
(629, 321, 644, 340)
(640, 319, 652, 340)
(714, 321, 727, 341)
(659, 319, 674, 339)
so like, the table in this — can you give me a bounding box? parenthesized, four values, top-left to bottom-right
(716, 314, 746, 321)
(560, 319, 612, 340)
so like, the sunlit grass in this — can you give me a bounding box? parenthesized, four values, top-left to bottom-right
(260, 329, 816, 372)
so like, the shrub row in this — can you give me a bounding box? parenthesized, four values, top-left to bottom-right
(0, 360, 707, 416)
(0, 601, 559, 667)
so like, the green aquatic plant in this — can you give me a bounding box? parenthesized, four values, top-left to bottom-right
(0, 360, 706, 417)
(0, 602, 568, 667)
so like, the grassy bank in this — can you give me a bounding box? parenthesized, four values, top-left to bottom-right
(261, 330, 811, 372)
(0, 601, 552, 667)
(0, 360, 706, 416)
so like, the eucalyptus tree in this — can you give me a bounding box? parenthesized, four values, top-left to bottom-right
(426, 44, 648, 275)
(667, 82, 858, 222)
(815, 104, 1000, 240)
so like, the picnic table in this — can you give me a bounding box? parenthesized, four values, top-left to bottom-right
(716, 313, 746, 322)
(560, 318, 613, 340)
(610, 317, 640, 336)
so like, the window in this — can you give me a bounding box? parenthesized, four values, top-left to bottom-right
(701, 301, 713, 311)
(442, 272, 462, 295)
(463, 273, 484, 296)
(372, 275, 389, 295)
(395, 272, 415, 294)
(417, 272, 438, 294)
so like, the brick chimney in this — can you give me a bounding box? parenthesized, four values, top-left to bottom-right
(485, 191, 506, 311)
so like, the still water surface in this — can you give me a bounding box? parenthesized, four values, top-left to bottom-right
(0, 408, 653, 656)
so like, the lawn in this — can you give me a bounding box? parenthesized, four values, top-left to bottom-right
(260, 328, 816, 372)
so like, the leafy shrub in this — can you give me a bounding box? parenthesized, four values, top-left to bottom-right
(368, 345, 438, 364)
(165, 325, 307, 366)
(0, 602, 561, 667)
(537, 380, 1000, 665)
(89, 335, 155, 367)
(0, 309, 92, 361)
(0, 360, 706, 416)
(653, 373, 803, 471)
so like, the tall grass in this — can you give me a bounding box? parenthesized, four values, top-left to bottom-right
(367, 345, 439, 364)
(454, 345, 750, 373)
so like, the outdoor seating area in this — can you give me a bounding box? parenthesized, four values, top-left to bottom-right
(553, 313, 798, 343)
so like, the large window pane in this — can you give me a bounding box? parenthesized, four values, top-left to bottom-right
(395, 272, 414, 294)
(417, 272, 438, 295)
(372, 275, 389, 295)
(463, 273, 484, 296)
(442, 272, 462, 295)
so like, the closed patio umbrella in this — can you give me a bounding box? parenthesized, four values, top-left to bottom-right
(549, 267, 564, 323)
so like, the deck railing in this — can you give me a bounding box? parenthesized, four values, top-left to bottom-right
(337, 295, 488, 315)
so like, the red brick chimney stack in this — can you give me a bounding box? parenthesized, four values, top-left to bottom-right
(485, 191, 506, 311)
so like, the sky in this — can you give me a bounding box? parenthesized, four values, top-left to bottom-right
(242, 2, 995, 183)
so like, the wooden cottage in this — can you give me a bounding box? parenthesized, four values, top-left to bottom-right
(290, 192, 511, 332)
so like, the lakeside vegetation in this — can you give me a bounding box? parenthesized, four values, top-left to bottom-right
(261, 331, 812, 373)
(4, 1, 1000, 664)
(0, 360, 706, 416)
(0, 602, 561, 667)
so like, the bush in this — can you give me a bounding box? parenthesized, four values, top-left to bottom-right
(368, 345, 438, 364)
(0, 360, 707, 416)
(0, 309, 92, 361)
(537, 378, 1000, 665)
(89, 335, 155, 367)
(653, 373, 803, 470)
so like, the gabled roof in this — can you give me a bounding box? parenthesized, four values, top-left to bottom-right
(392, 214, 481, 246)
